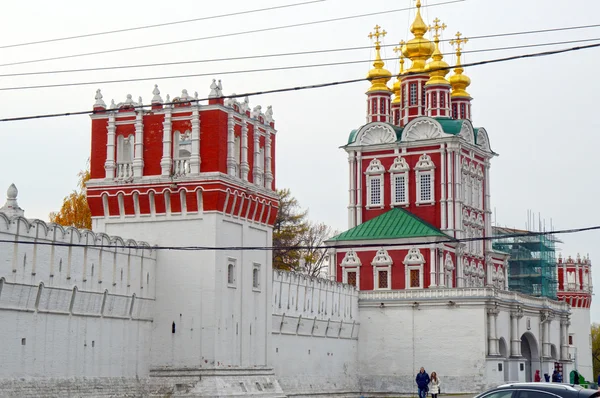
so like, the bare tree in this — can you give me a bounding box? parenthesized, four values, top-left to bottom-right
(297, 222, 338, 277)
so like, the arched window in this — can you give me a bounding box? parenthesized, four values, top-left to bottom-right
(366, 159, 385, 208)
(389, 156, 410, 206)
(116, 134, 134, 179)
(173, 130, 192, 176)
(415, 154, 435, 205)
(227, 258, 237, 287)
(404, 247, 425, 289)
(372, 248, 392, 290)
(341, 250, 361, 290)
(252, 263, 261, 291)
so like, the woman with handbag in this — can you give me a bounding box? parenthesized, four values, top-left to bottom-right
(430, 372, 441, 398)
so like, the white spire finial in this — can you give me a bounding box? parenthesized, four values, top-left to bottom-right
(110, 99, 116, 109)
(209, 79, 219, 98)
(94, 89, 106, 108)
(152, 84, 163, 104)
(125, 94, 133, 104)
(0, 183, 25, 218)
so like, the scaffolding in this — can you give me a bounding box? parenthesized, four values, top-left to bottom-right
(492, 225, 560, 300)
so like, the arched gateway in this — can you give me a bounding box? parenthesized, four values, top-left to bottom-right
(521, 332, 540, 382)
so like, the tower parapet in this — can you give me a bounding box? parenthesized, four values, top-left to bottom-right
(557, 253, 593, 308)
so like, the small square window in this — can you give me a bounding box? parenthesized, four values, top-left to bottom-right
(378, 270, 389, 289)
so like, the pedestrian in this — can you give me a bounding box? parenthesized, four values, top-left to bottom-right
(544, 373, 550, 382)
(416, 367, 430, 398)
(430, 371, 441, 398)
(551, 370, 558, 382)
(535, 370, 541, 382)
(557, 372, 563, 383)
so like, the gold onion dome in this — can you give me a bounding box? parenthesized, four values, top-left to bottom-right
(367, 25, 392, 93)
(392, 41, 406, 104)
(425, 18, 450, 86)
(402, 0, 435, 72)
(449, 32, 471, 97)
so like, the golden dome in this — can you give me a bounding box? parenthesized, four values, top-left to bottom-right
(402, 0, 435, 73)
(425, 18, 450, 86)
(392, 41, 406, 104)
(367, 25, 392, 93)
(449, 32, 471, 97)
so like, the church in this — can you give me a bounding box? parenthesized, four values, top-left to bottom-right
(0, 1, 593, 396)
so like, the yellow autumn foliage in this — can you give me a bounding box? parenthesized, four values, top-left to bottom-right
(49, 169, 92, 230)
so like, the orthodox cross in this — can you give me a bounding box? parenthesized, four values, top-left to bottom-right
(449, 31, 468, 53)
(368, 25, 387, 47)
(393, 40, 406, 73)
(429, 17, 447, 41)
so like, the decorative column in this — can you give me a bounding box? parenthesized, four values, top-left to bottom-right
(105, 112, 116, 179)
(348, 151, 357, 229)
(510, 308, 523, 357)
(429, 245, 437, 288)
(541, 311, 552, 358)
(240, 121, 249, 181)
(133, 103, 144, 178)
(560, 318, 570, 361)
(160, 106, 173, 177)
(440, 144, 447, 230)
(356, 151, 363, 225)
(446, 144, 454, 233)
(226, 114, 236, 176)
(264, 132, 273, 189)
(487, 307, 500, 356)
(456, 245, 465, 287)
(504, 259, 510, 290)
(438, 244, 445, 288)
(190, 105, 201, 174)
(485, 255, 493, 286)
(252, 132, 261, 184)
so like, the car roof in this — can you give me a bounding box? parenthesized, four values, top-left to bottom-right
(497, 383, 583, 392)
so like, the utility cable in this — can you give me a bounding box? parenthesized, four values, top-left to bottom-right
(0, 0, 464, 68)
(0, 41, 599, 123)
(0, 224, 596, 251)
(2, 36, 599, 79)
(0, 0, 326, 50)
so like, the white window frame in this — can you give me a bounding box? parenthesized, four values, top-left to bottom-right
(389, 156, 410, 207)
(404, 247, 425, 289)
(227, 257, 237, 288)
(372, 248, 393, 291)
(341, 249, 361, 290)
(415, 154, 435, 205)
(365, 158, 385, 209)
(252, 263, 261, 292)
(343, 268, 360, 290)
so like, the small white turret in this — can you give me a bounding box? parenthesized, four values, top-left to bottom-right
(0, 183, 25, 217)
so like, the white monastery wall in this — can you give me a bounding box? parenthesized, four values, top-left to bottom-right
(0, 213, 156, 380)
(569, 307, 593, 381)
(358, 298, 487, 394)
(271, 270, 360, 396)
(98, 213, 273, 370)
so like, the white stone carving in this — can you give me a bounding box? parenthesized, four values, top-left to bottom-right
(365, 158, 385, 175)
(389, 156, 410, 173)
(401, 118, 446, 142)
(94, 89, 106, 108)
(241, 96, 250, 113)
(404, 247, 425, 265)
(458, 121, 475, 144)
(357, 123, 396, 146)
(341, 250, 361, 267)
(251, 105, 263, 120)
(265, 106, 274, 123)
(415, 154, 435, 170)
(444, 253, 455, 271)
(0, 184, 24, 218)
(371, 248, 393, 267)
(209, 79, 223, 98)
(476, 128, 492, 152)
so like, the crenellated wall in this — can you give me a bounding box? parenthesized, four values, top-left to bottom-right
(271, 270, 360, 397)
(0, 211, 156, 380)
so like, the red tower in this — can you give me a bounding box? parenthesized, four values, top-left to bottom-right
(365, 25, 393, 124)
(557, 254, 593, 308)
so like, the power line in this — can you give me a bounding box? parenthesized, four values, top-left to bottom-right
(0, 1, 326, 50)
(0, 224, 597, 251)
(2, 36, 599, 80)
(1, 41, 599, 123)
(0, 39, 600, 95)
(0, 0, 463, 68)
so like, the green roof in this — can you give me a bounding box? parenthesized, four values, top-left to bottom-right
(436, 117, 464, 136)
(329, 207, 452, 242)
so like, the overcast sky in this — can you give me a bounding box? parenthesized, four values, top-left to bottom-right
(0, 0, 598, 322)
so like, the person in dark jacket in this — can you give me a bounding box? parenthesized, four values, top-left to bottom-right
(416, 367, 430, 398)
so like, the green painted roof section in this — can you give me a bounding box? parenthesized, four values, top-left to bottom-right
(347, 129, 359, 145)
(435, 117, 464, 136)
(329, 207, 451, 241)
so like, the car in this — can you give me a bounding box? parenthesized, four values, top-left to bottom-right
(474, 383, 600, 398)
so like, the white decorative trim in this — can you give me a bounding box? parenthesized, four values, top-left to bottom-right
(416, 170, 435, 205)
(371, 248, 393, 267)
(343, 268, 360, 290)
(415, 154, 435, 171)
(390, 172, 409, 206)
(444, 253, 455, 271)
(389, 156, 409, 173)
(404, 248, 425, 290)
(401, 117, 447, 142)
(356, 123, 397, 146)
(476, 128, 492, 153)
(458, 121, 475, 144)
(365, 158, 385, 174)
(404, 247, 425, 265)
(341, 250, 361, 267)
